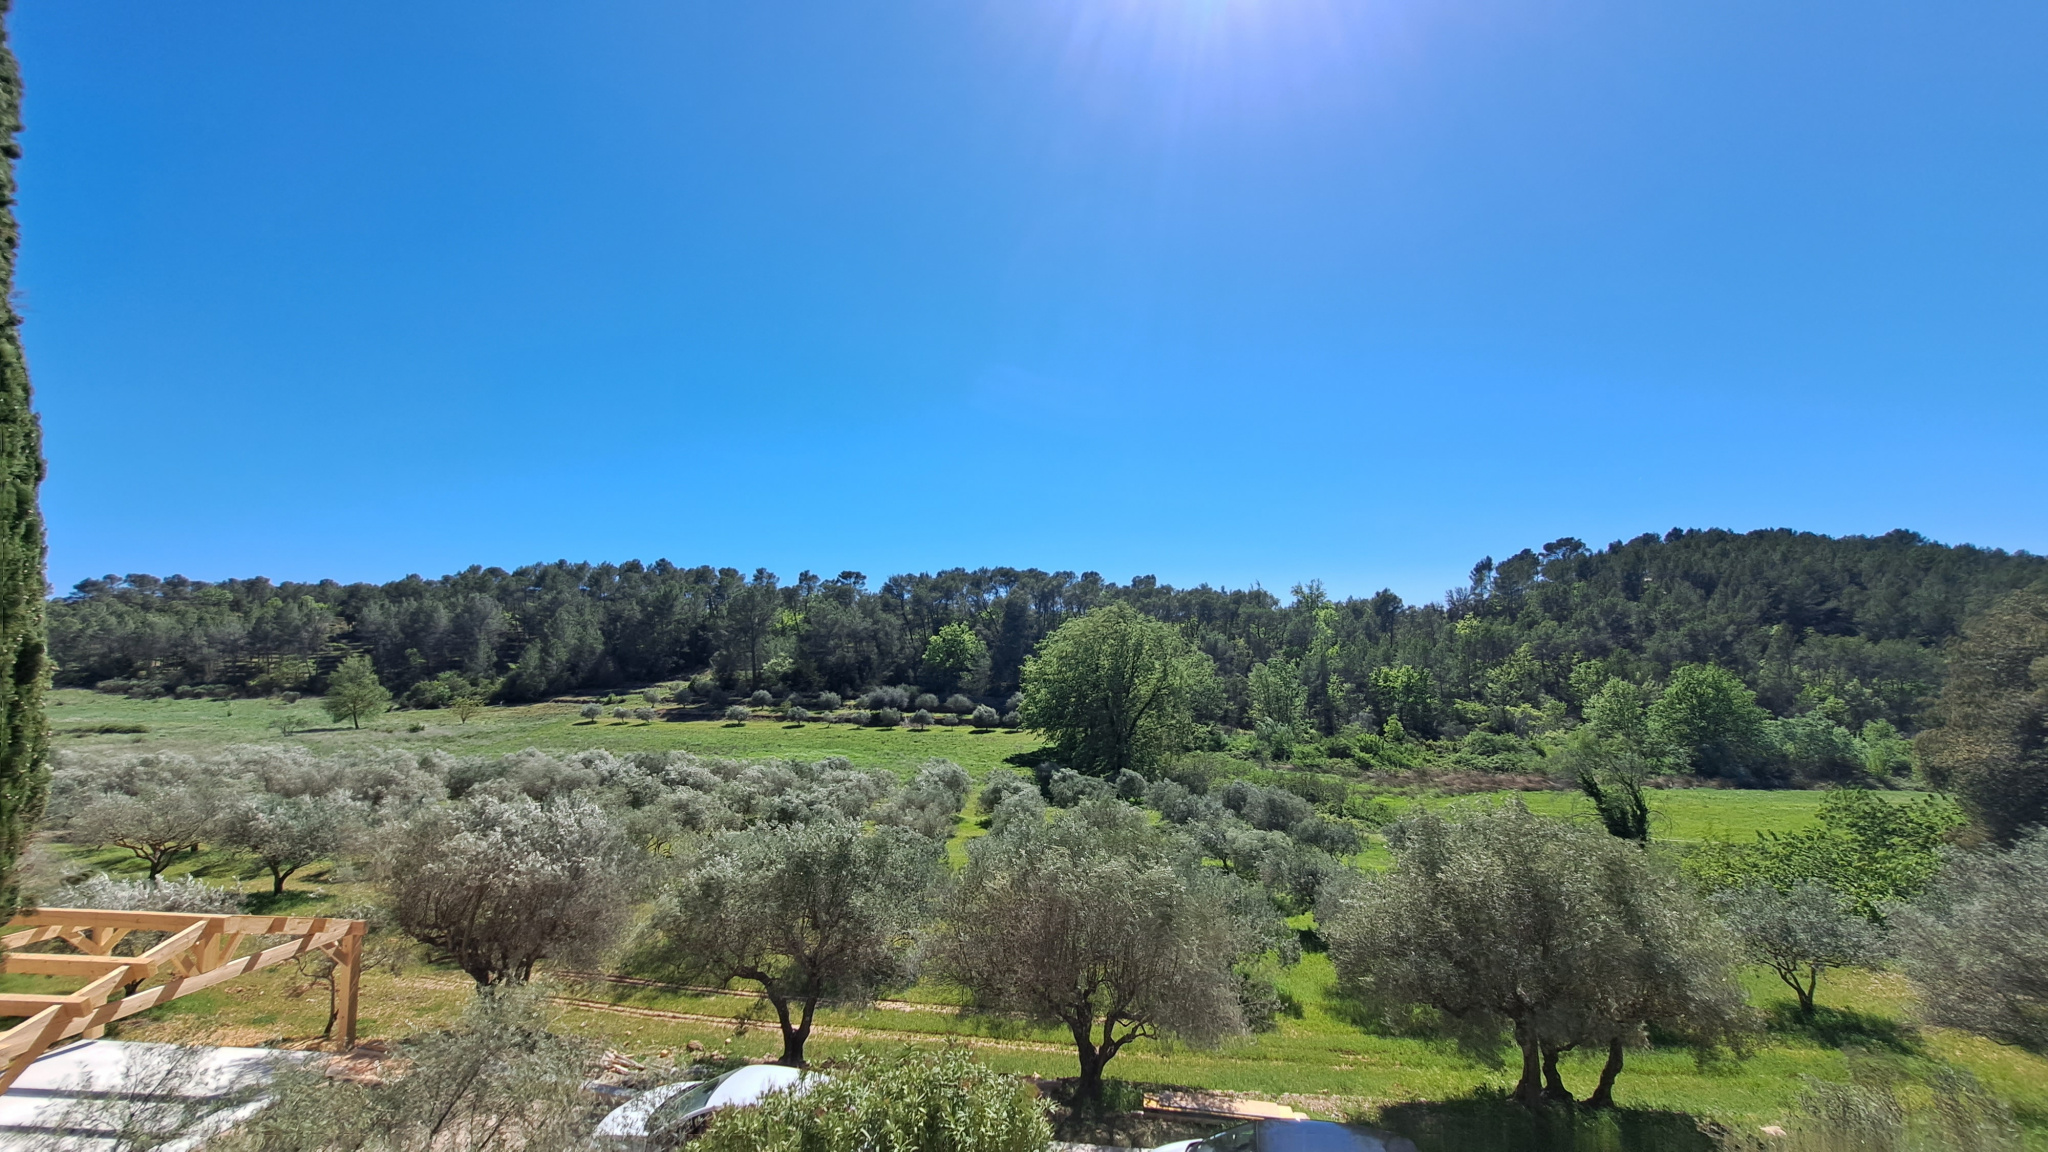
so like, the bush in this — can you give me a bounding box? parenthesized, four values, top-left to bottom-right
(911, 709, 935, 728)
(787, 706, 811, 724)
(612, 707, 628, 720)
(1001, 711, 1021, 729)
(871, 708, 903, 728)
(749, 690, 774, 708)
(816, 692, 843, 711)
(633, 707, 655, 722)
(915, 693, 941, 713)
(862, 686, 911, 711)
(971, 704, 1001, 729)
(1893, 829, 2048, 1051)
(725, 705, 752, 723)
(693, 1044, 1049, 1152)
(223, 984, 595, 1152)
(60, 872, 244, 914)
(944, 694, 975, 715)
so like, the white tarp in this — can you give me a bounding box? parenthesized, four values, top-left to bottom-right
(0, 1039, 301, 1151)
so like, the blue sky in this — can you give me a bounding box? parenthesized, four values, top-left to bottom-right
(16, 1, 2047, 601)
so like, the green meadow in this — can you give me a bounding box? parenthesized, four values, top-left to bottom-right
(32, 688, 2048, 1147)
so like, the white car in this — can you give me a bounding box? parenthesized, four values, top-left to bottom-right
(1151, 1119, 1419, 1152)
(592, 1065, 823, 1148)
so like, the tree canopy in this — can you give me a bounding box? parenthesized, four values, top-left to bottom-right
(1322, 802, 1750, 1108)
(1020, 602, 1217, 778)
(930, 800, 1285, 1103)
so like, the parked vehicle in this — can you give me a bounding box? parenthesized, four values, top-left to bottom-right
(1151, 1119, 1419, 1152)
(592, 1065, 823, 1148)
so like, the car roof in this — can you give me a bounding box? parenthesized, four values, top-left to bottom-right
(703, 1064, 807, 1109)
(1251, 1120, 1415, 1152)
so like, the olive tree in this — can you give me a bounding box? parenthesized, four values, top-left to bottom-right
(1712, 882, 1881, 1020)
(1893, 829, 2048, 1051)
(646, 818, 943, 1066)
(386, 796, 638, 986)
(222, 792, 367, 895)
(930, 800, 1284, 1104)
(1019, 602, 1217, 778)
(1322, 802, 1749, 1108)
(69, 782, 231, 881)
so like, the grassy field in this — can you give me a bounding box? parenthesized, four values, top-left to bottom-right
(31, 689, 2048, 1147)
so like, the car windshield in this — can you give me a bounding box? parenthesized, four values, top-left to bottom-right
(1198, 1124, 1258, 1152)
(645, 1071, 736, 1131)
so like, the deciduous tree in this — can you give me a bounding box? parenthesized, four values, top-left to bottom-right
(323, 655, 392, 729)
(1020, 603, 1215, 778)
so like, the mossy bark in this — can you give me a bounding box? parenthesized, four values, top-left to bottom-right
(0, 0, 50, 920)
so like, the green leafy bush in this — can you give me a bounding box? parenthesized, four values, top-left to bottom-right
(693, 1044, 1049, 1152)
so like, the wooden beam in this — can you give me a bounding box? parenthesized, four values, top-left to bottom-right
(0, 953, 136, 978)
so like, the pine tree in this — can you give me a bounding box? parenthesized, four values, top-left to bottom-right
(0, 1, 48, 920)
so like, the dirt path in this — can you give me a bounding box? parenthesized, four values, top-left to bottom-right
(412, 977, 1074, 1055)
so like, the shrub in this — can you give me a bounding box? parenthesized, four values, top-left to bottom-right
(787, 706, 811, 724)
(915, 693, 941, 713)
(611, 707, 628, 720)
(911, 709, 935, 729)
(725, 705, 752, 723)
(750, 690, 773, 708)
(61, 872, 244, 914)
(1893, 829, 2048, 1051)
(971, 704, 1001, 729)
(1001, 711, 1022, 729)
(862, 687, 911, 711)
(633, 708, 655, 722)
(693, 1044, 1048, 1152)
(578, 703, 601, 721)
(871, 708, 903, 728)
(816, 692, 843, 711)
(944, 694, 975, 715)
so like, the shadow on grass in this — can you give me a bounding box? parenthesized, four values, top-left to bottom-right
(1763, 1001, 1921, 1054)
(242, 888, 339, 915)
(1374, 1091, 1716, 1152)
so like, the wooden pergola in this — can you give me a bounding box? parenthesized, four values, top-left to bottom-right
(0, 908, 365, 1095)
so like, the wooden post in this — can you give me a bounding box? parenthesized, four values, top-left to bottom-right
(335, 922, 364, 1048)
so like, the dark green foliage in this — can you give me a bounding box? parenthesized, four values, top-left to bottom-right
(0, 3, 45, 923)
(46, 533, 2047, 773)
(1917, 589, 2048, 843)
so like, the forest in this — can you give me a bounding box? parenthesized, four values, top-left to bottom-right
(47, 528, 2048, 786)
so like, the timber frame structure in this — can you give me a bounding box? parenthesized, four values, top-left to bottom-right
(0, 908, 365, 1095)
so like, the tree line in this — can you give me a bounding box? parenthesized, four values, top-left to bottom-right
(49, 530, 2046, 739)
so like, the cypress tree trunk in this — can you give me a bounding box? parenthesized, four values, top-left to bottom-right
(0, 0, 48, 922)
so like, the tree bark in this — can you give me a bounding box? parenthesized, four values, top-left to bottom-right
(1541, 1043, 1575, 1103)
(1511, 1019, 1546, 1108)
(1070, 1018, 1108, 1108)
(1586, 1039, 1625, 1109)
